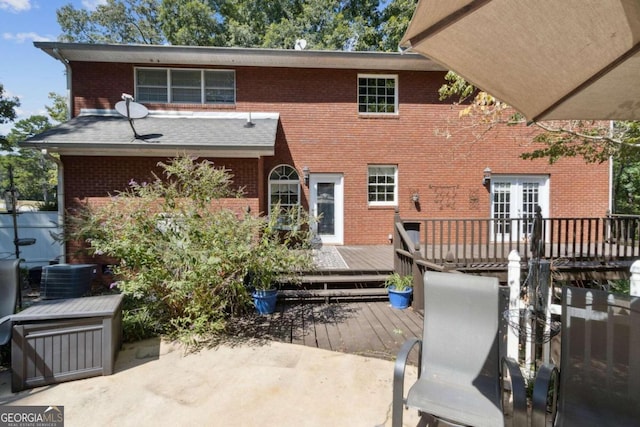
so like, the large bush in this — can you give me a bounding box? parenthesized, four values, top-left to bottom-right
(69, 156, 314, 343)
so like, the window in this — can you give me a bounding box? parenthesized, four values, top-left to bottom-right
(491, 176, 549, 240)
(368, 165, 397, 206)
(358, 74, 398, 114)
(269, 165, 301, 228)
(136, 68, 235, 104)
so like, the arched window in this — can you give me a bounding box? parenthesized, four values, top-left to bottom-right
(269, 165, 301, 228)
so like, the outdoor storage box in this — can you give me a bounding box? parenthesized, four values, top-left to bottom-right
(11, 294, 124, 392)
(41, 263, 97, 299)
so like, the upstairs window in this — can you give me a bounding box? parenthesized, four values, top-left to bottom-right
(358, 74, 398, 114)
(368, 165, 397, 206)
(136, 68, 235, 105)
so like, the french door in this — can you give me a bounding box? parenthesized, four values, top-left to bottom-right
(491, 176, 548, 241)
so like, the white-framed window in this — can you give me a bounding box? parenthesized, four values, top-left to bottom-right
(135, 68, 235, 104)
(358, 74, 398, 114)
(368, 165, 398, 206)
(491, 176, 549, 239)
(269, 165, 301, 228)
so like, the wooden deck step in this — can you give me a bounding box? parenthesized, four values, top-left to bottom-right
(279, 270, 391, 302)
(296, 273, 390, 284)
(279, 287, 387, 301)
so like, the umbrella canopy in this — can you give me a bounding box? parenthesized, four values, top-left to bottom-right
(401, 0, 640, 121)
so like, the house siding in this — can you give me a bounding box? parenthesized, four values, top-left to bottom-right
(64, 59, 610, 246)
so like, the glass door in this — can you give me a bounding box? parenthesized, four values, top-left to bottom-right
(491, 176, 548, 241)
(310, 174, 344, 245)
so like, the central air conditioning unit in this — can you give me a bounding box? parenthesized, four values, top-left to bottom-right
(41, 264, 97, 299)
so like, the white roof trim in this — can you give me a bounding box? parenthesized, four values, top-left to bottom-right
(35, 42, 447, 72)
(79, 109, 279, 120)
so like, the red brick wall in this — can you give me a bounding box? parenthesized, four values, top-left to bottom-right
(62, 156, 258, 210)
(67, 61, 610, 245)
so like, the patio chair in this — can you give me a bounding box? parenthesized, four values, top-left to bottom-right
(392, 271, 527, 427)
(532, 286, 640, 427)
(0, 259, 20, 345)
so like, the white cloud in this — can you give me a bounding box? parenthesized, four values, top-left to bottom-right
(82, 0, 107, 10)
(3, 32, 54, 43)
(0, 0, 31, 12)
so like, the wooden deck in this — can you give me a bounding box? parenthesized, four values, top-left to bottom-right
(232, 300, 423, 364)
(334, 245, 394, 271)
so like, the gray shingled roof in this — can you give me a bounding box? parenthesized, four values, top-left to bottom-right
(20, 112, 279, 158)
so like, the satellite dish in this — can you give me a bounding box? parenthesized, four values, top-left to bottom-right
(294, 39, 307, 50)
(115, 93, 148, 139)
(115, 100, 148, 119)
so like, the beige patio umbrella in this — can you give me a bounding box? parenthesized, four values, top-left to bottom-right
(401, 0, 640, 121)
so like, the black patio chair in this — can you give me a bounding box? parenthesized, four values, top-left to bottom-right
(532, 286, 640, 427)
(0, 259, 20, 345)
(392, 271, 527, 427)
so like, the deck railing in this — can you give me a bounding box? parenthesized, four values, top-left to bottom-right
(395, 211, 640, 266)
(393, 210, 640, 310)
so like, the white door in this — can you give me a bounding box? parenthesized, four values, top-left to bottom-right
(491, 176, 549, 241)
(310, 174, 344, 245)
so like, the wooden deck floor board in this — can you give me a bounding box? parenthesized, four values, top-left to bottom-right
(315, 304, 346, 352)
(241, 301, 423, 365)
(336, 245, 394, 271)
(364, 302, 407, 349)
(356, 302, 394, 360)
(391, 305, 424, 332)
(333, 304, 361, 354)
(383, 306, 422, 341)
(337, 303, 384, 357)
(361, 303, 399, 349)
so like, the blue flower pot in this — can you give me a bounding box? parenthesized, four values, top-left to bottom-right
(252, 289, 278, 314)
(388, 286, 413, 309)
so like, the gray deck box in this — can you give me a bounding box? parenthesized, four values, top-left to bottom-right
(41, 264, 97, 299)
(11, 294, 124, 392)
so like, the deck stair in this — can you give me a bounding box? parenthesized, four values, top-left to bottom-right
(278, 269, 392, 302)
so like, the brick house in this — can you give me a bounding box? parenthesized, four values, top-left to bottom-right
(22, 42, 610, 254)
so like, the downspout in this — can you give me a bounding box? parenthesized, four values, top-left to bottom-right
(44, 151, 65, 263)
(49, 48, 72, 263)
(609, 120, 614, 215)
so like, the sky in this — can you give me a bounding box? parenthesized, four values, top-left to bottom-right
(0, 0, 106, 136)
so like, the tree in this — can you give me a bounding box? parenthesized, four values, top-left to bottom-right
(57, 0, 164, 44)
(1, 92, 66, 204)
(159, 0, 224, 46)
(0, 84, 20, 150)
(68, 156, 314, 343)
(57, 0, 407, 51)
(378, 0, 416, 52)
(3, 115, 58, 203)
(257, 0, 382, 50)
(46, 92, 69, 123)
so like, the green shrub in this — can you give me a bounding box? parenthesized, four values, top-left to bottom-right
(68, 156, 314, 344)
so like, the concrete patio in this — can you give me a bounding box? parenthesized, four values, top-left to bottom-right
(0, 338, 422, 427)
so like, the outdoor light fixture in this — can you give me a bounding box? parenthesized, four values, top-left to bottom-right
(482, 167, 492, 187)
(302, 166, 310, 186)
(411, 191, 420, 203)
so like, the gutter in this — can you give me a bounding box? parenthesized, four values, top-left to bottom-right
(48, 48, 71, 263)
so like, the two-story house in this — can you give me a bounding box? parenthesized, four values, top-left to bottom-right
(21, 42, 609, 256)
